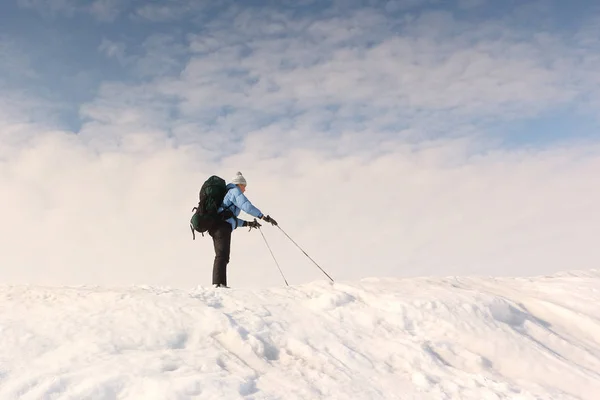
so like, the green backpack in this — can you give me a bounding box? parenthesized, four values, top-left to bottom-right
(190, 175, 233, 239)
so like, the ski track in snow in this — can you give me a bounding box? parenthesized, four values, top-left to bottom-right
(1, 270, 600, 399)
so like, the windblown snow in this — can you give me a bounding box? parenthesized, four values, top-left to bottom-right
(1, 271, 600, 400)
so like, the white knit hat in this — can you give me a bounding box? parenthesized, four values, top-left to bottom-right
(231, 171, 247, 185)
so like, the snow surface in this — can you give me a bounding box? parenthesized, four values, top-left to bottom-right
(1, 271, 600, 400)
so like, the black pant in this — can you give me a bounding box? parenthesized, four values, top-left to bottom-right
(208, 220, 232, 286)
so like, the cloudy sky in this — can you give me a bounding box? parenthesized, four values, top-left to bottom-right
(1, 0, 599, 289)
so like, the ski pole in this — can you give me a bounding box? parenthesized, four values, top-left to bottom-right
(258, 223, 289, 286)
(276, 225, 334, 283)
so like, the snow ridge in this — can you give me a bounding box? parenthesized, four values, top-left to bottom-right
(1, 271, 599, 399)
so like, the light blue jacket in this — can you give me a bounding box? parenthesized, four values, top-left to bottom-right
(218, 183, 264, 231)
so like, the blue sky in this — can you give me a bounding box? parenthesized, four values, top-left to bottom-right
(2, 0, 600, 145)
(1, 0, 600, 288)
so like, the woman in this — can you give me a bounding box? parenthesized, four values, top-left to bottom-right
(209, 171, 277, 287)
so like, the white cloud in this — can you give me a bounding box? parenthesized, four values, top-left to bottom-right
(136, 34, 188, 77)
(132, 0, 230, 23)
(134, 4, 188, 22)
(18, 0, 121, 21)
(384, 0, 439, 12)
(90, 0, 120, 21)
(138, 7, 585, 140)
(458, 0, 486, 9)
(2, 3, 600, 288)
(1, 117, 599, 288)
(0, 89, 67, 129)
(98, 38, 128, 64)
(99, 35, 187, 77)
(17, 0, 78, 17)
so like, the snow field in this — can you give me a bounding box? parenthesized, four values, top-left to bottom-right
(1, 271, 599, 399)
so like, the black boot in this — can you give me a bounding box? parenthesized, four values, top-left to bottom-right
(212, 283, 230, 288)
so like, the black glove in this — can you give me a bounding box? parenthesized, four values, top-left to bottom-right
(262, 215, 278, 226)
(245, 219, 261, 230)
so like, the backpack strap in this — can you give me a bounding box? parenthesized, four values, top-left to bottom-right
(190, 205, 205, 240)
(190, 206, 197, 240)
(217, 187, 236, 219)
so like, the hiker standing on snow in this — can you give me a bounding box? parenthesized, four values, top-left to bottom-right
(209, 172, 277, 288)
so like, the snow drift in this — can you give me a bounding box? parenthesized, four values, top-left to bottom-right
(1, 271, 600, 399)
